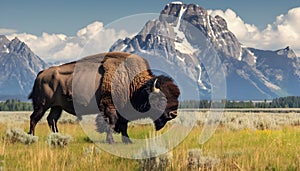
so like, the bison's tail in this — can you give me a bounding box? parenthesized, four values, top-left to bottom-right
(28, 70, 43, 100)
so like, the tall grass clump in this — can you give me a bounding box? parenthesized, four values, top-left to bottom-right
(5, 128, 38, 145)
(84, 145, 101, 157)
(47, 132, 73, 148)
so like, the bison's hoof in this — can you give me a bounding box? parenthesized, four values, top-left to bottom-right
(122, 136, 132, 144)
(106, 140, 114, 144)
(106, 139, 114, 144)
(106, 138, 114, 144)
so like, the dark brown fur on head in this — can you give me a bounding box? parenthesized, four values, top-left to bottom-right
(150, 76, 180, 130)
(124, 75, 180, 130)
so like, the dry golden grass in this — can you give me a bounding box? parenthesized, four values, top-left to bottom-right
(0, 111, 300, 170)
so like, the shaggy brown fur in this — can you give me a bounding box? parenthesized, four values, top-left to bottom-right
(28, 52, 180, 144)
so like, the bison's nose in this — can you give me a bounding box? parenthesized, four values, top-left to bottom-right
(169, 110, 177, 119)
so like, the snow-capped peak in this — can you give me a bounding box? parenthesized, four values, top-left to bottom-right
(172, 5, 197, 55)
(170, 1, 183, 5)
(2, 45, 9, 53)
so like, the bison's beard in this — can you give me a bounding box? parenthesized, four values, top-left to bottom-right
(154, 117, 168, 131)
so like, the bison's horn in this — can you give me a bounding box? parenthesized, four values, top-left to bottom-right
(153, 78, 160, 93)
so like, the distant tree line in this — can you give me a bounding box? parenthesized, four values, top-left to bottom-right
(1, 96, 299, 111)
(180, 96, 300, 109)
(0, 99, 33, 111)
(268, 96, 300, 108)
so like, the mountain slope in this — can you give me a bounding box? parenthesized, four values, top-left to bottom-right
(251, 47, 300, 96)
(110, 2, 299, 100)
(0, 35, 48, 100)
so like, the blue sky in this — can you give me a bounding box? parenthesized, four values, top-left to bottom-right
(1, 0, 299, 35)
(1, 0, 300, 61)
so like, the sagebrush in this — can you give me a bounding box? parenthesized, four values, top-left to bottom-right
(5, 128, 38, 144)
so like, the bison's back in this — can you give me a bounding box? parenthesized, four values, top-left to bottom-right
(30, 52, 153, 113)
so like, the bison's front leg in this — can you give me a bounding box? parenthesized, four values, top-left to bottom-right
(114, 113, 132, 144)
(106, 128, 114, 144)
(120, 123, 132, 144)
(105, 107, 118, 144)
(116, 117, 132, 144)
(46, 107, 63, 133)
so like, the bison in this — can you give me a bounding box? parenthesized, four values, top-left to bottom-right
(28, 52, 180, 144)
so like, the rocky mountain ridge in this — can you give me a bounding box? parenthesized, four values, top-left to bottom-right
(0, 35, 48, 100)
(110, 2, 300, 100)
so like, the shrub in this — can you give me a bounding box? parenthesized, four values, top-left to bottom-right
(198, 156, 220, 170)
(187, 148, 219, 170)
(187, 149, 202, 169)
(58, 118, 78, 124)
(135, 150, 172, 171)
(134, 136, 173, 171)
(5, 128, 38, 145)
(220, 113, 280, 131)
(47, 133, 73, 148)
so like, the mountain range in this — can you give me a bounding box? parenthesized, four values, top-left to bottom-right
(0, 2, 299, 100)
(0, 35, 47, 100)
(110, 2, 300, 100)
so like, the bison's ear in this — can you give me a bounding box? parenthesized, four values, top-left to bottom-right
(152, 78, 160, 93)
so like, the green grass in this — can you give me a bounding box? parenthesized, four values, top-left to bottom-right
(1, 115, 300, 170)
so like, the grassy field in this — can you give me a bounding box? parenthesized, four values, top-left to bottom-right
(0, 111, 300, 170)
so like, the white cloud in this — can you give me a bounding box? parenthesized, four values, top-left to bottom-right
(209, 7, 300, 56)
(209, 9, 254, 39)
(6, 21, 129, 62)
(0, 28, 17, 35)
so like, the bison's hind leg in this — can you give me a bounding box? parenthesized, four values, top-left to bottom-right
(29, 107, 49, 135)
(47, 107, 63, 133)
(104, 107, 119, 144)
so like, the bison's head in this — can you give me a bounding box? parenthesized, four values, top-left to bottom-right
(149, 76, 180, 131)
